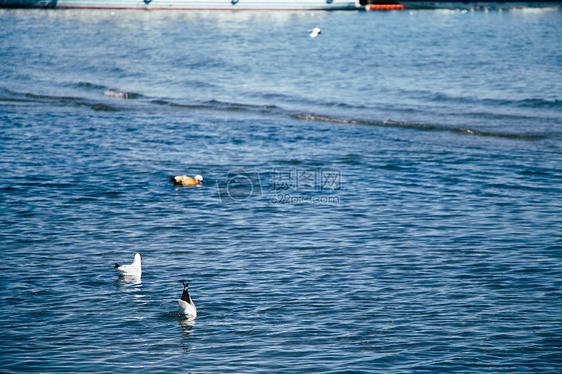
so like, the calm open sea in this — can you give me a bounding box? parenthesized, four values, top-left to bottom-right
(1, 7, 561, 373)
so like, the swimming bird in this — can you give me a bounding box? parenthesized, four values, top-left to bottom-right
(171, 175, 203, 187)
(178, 281, 197, 318)
(307, 28, 322, 38)
(114, 253, 142, 278)
(103, 89, 129, 99)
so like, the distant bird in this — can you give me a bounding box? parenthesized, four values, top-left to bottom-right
(178, 281, 197, 318)
(307, 28, 322, 38)
(171, 175, 203, 187)
(103, 89, 129, 99)
(114, 253, 142, 278)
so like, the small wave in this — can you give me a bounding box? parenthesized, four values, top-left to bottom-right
(291, 114, 543, 140)
(169, 98, 280, 114)
(260, 92, 297, 101)
(0, 86, 26, 100)
(291, 114, 364, 125)
(258, 91, 356, 110)
(447, 126, 542, 140)
(75, 82, 108, 91)
(205, 99, 280, 113)
(151, 99, 171, 106)
(103, 89, 141, 100)
(85, 103, 118, 112)
(169, 102, 208, 110)
(274, 159, 304, 165)
(395, 89, 562, 110)
(73, 82, 142, 100)
(25, 93, 84, 102)
(479, 97, 562, 110)
(517, 98, 562, 109)
(24, 92, 118, 111)
(0, 96, 31, 104)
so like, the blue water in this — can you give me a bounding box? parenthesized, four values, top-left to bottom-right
(1, 7, 561, 373)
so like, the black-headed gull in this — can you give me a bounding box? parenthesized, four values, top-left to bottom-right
(307, 28, 322, 38)
(178, 281, 197, 318)
(171, 175, 203, 186)
(114, 253, 142, 278)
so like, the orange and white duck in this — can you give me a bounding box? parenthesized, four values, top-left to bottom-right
(171, 174, 203, 187)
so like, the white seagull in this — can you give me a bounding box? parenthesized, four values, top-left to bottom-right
(307, 28, 322, 38)
(178, 281, 197, 319)
(114, 253, 142, 278)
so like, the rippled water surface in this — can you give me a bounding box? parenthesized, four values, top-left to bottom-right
(1, 7, 561, 373)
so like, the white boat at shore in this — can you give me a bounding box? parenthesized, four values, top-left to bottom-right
(0, 0, 363, 10)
